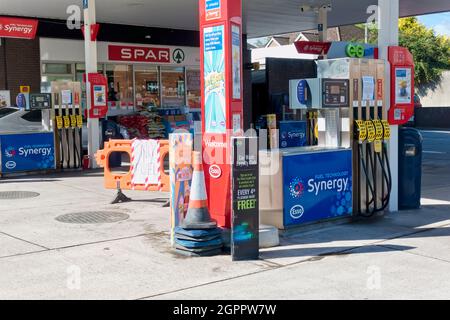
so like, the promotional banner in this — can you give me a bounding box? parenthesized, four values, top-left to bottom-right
(388, 46, 415, 125)
(231, 137, 259, 261)
(0, 17, 38, 39)
(231, 24, 242, 100)
(1, 133, 55, 173)
(279, 121, 307, 149)
(169, 133, 193, 246)
(203, 25, 226, 133)
(282, 150, 352, 226)
(0, 91, 11, 108)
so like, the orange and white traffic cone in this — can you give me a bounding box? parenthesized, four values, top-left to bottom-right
(182, 151, 217, 230)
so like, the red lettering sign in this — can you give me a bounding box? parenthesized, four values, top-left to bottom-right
(377, 79, 384, 101)
(108, 45, 171, 63)
(0, 17, 38, 39)
(294, 41, 331, 55)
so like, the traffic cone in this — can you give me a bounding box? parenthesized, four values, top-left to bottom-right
(182, 151, 217, 230)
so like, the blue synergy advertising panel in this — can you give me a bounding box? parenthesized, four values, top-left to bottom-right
(279, 121, 307, 149)
(283, 150, 352, 226)
(203, 25, 226, 133)
(1, 133, 55, 173)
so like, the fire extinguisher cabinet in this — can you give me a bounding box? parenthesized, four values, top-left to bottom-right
(399, 127, 423, 209)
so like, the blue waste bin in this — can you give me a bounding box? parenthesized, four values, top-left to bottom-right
(101, 119, 123, 168)
(399, 127, 423, 209)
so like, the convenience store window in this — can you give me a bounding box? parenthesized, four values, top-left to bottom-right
(161, 67, 185, 107)
(186, 68, 201, 109)
(105, 64, 134, 105)
(42, 63, 73, 75)
(41, 63, 74, 92)
(134, 65, 160, 110)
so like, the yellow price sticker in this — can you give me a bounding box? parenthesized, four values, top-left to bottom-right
(70, 115, 77, 128)
(76, 115, 83, 128)
(56, 116, 63, 130)
(365, 120, 376, 143)
(63, 116, 70, 129)
(355, 120, 367, 142)
(381, 120, 391, 140)
(374, 140, 382, 153)
(373, 120, 384, 141)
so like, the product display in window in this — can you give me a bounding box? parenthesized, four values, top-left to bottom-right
(135, 66, 160, 110)
(161, 67, 186, 107)
(117, 110, 166, 140)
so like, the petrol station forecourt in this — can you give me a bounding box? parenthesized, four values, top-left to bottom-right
(0, 0, 450, 300)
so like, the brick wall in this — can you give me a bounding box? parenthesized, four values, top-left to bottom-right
(0, 39, 6, 90)
(0, 38, 41, 101)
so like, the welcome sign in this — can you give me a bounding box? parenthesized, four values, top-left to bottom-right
(1, 133, 55, 173)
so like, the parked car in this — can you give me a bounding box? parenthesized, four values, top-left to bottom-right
(0, 106, 19, 119)
(0, 108, 98, 152)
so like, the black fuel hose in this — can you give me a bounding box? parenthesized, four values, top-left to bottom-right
(358, 144, 377, 217)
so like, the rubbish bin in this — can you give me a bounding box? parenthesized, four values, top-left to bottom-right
(399, 127, 423, 209)
(101, 119, 123, 168)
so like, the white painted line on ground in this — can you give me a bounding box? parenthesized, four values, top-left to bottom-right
(421, 198, 450, 205)
(420, 130, 450, 134)
(423, 151, 446, 154)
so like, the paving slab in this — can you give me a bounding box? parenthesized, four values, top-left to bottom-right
(0, 233, 45, 258)
(0, 202, 170, 249)
(151, 245, 450, 300)
(379, 226, 450, 262)
(0, 235, 274, 300)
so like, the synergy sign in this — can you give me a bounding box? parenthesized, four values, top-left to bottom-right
(0, 133, 55, 173)
(282, 150, 352, 226)
(0, 17, 38, 39)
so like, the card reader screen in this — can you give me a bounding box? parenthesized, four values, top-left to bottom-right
(330, 85, 340, 95)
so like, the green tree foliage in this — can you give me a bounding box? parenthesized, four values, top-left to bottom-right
(357, 17, 450, 94)
(399, 17, 450, 94)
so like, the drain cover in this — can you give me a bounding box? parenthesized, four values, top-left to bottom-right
(0, 191, 40, 200)
(55, 211, 129, 224)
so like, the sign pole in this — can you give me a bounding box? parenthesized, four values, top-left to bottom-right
(200, 0, 244, 228)
(83, 0, 100, 168)
(378, 0, 399, 212)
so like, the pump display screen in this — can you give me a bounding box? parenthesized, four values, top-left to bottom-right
(30, 93, 52, 110)
(330, 85, 340, 95)
(322, 79, 349, 108)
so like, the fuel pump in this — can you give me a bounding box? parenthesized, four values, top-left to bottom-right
(52, 81, 83, 170)
(313, 58, 393, 217)
(352, 60, 392, 217)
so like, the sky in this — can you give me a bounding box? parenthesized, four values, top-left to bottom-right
(418, 12, 450, 37)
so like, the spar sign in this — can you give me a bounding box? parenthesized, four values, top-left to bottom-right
(108, 45, 189, 65)
(0, 17, 38, 39)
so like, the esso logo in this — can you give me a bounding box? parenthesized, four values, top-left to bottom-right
(5, 161, 16, 170)
(209, 165, 222, 179)
(290, 205, 305, 220)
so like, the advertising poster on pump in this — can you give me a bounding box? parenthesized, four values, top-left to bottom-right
(231, 24, 241, 100)
(1, 133, 55, 173)
(203, 25, 226, 133)
(282, 150, 353, 226)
